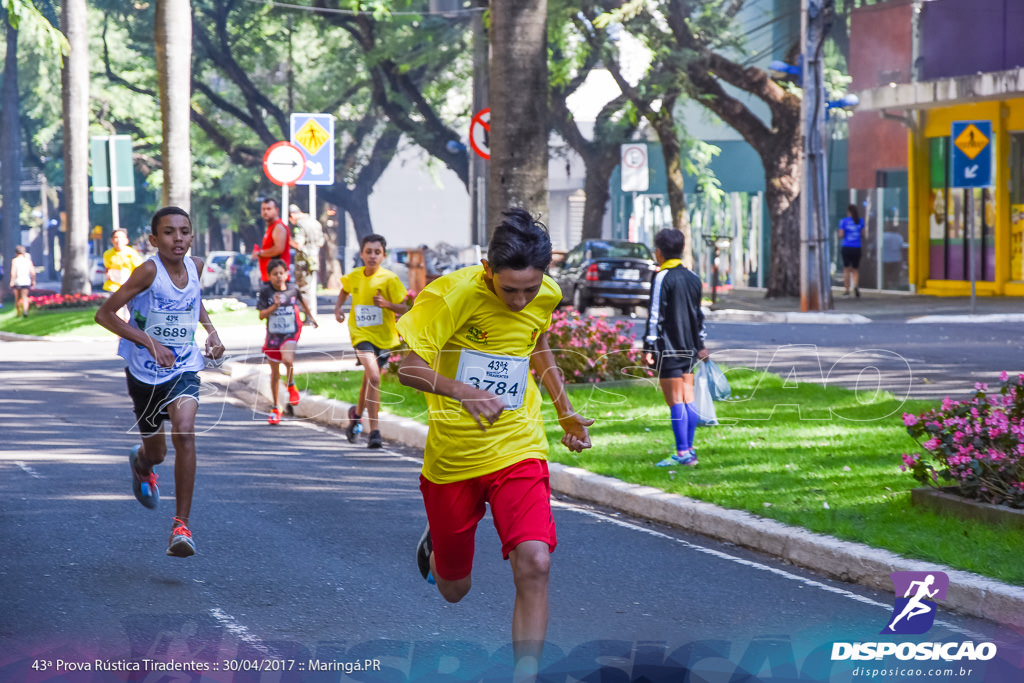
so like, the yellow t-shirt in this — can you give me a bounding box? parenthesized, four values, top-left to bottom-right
(103, 246, 144, 292)
(396, 265, 562, 484)
(341, 266, 408, 348)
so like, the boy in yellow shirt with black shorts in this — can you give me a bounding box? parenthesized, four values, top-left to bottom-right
(334, 233, 408, 448)
(396, 208, 593, 679)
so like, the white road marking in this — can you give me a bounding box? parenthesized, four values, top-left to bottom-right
(208, 607, 270, 655)
(15, 461, 42, 478)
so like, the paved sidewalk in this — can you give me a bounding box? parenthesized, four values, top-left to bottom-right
(212, 360, 1024, 630)
(709, 287, 1024, 323)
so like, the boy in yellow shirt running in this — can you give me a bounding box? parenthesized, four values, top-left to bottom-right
(396, 208, 592, 679)
(334, 233, 408, 448)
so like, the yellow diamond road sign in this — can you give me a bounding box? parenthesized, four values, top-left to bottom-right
(295, 118, 329, 156)
(954, 123, 989, 160)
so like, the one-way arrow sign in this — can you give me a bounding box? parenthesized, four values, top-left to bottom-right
(262, 141, 306, 186)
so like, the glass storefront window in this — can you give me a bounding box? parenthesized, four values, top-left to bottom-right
(1011, 133, 1024, 281)
(927, 136, 996, 282)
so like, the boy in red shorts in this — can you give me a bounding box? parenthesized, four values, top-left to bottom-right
(396, 208, 593, 679)
(259, 258, 317, 424)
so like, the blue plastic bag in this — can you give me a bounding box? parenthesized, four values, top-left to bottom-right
(706, 359, 731, 401)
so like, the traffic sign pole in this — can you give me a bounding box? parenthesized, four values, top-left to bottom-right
(950, 120, 993, 315)
(968, 191, 976, 314)
(108, 136, 120, 236)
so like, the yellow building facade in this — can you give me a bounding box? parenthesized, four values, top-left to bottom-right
(904, 95, 1024, 296)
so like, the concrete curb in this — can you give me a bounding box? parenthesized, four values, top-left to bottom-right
(707, 309, 873, 325)
(218, 361, 1024, 630)
(908, 314, 1024, 324)
(0, 331, 53, 342)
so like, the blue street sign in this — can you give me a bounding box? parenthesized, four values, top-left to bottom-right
(290, 113, 335, 185)
(950, 120, 993, 188)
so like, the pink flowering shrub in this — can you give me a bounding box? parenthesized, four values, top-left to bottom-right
(29, 293, 108, 310)
(545, 309, 650, 384)
(901, 372, 1024, 508)
(385, 309, 651, 383)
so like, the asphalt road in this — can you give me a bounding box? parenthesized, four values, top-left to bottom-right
(2, 337, 1023, 682)
(703, 318, 1024, 400)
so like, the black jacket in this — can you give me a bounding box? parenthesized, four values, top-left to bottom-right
(644, 264, 705, 356)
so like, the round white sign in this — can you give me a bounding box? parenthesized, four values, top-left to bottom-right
(263, 142, 306, 186)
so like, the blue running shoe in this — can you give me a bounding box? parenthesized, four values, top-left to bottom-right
(346, 405, 363, 443)
(129, 446, 159, 509)
(655, 451, 698, 467)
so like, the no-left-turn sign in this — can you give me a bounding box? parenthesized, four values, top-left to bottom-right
(469, 108, 491, 160)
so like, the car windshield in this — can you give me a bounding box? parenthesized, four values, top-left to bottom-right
(587, 241, 652, 260)
(210, 255, 232, 267)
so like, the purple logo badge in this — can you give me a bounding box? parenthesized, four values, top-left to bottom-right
(882, 571, 948, 634)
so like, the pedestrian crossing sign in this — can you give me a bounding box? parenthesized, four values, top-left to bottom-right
(289, 113, 335, 185)
(953, 124, 988, 160)
(950, 120, 993, 188)
(295, 118, 330, 156)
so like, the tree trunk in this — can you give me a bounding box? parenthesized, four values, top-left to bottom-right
(1, 14, 20, 298)
(345, 191, 373, 247)
(207, 203, 224, 251)
(580, 152, 617, 241)
(155, 0, 192, 212)
(763, 141, 802, 298)
(487, 0, 548, 229)
(61, 0, 90, 295)
(648, 95, 693, 267)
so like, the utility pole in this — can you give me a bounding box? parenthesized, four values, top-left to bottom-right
(800, 0, 834, 311)
(470, 0, 488, 245)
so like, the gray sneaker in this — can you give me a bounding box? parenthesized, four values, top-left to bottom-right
(167, 518, 196, 557)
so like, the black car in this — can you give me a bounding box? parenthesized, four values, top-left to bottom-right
(552, 239, 657, 315)
(228, 253, 261, 296)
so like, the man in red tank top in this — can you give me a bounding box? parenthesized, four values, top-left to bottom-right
(256, 198, 291, 282)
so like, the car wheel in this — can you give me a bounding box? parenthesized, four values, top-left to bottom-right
(572, 286, 589, 314)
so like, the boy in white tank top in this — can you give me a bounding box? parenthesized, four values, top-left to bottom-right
(95, 207, 225, 558)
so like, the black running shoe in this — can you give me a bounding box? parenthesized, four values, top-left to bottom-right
(416, 524, 435, 583)
(367, 429, 383, 449)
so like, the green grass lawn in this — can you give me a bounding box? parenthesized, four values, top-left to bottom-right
(303, 368, 1024, 586)
(0, 304, 257, 338)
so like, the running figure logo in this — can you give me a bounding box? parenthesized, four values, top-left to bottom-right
(883, 571, 948, 634)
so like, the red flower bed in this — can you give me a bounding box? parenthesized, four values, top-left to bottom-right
(28, 292, 108, 310)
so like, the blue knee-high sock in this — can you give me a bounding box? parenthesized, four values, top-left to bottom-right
(669, 403, 687, 452)
(684, 402, 699, 450)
